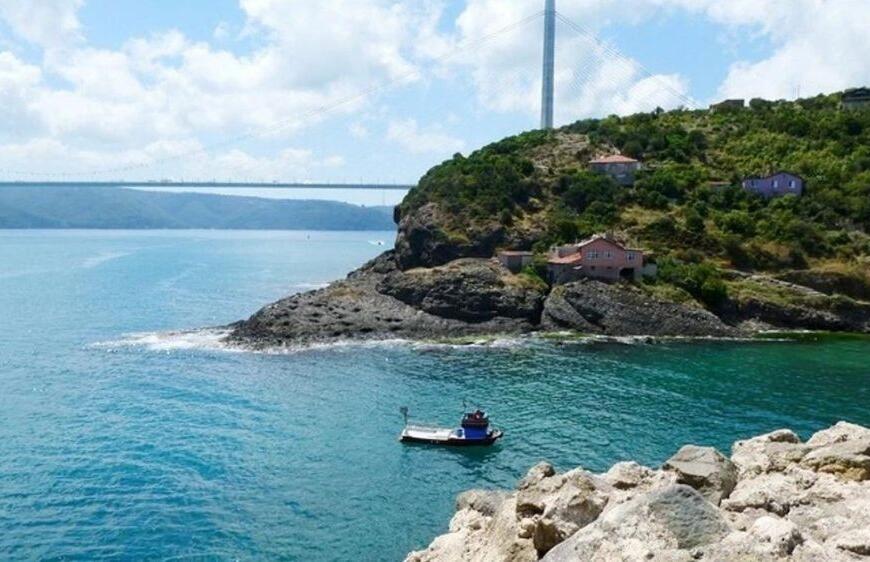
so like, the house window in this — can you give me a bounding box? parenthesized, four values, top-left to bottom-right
(789, 180, 796, 188)
(627, 252, 636, 261)
(773, 180, 779, 188)
(587, 251, 599, 259)
(604, 251, 613, 259)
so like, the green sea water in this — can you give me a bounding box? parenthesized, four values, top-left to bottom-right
(0, 230, 867, 560)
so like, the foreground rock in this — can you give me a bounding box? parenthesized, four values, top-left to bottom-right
(406, 422, 870, 562)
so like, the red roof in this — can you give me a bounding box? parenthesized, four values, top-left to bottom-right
(498, 250, 533, 256)
(547, 253, 583, 265)
(589, 154, 639, 164)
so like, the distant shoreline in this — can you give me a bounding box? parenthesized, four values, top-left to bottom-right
(0, 185, 398, 230)
(0, 227, 397, 232)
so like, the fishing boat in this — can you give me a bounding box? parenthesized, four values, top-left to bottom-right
(399, 406, 503, 446)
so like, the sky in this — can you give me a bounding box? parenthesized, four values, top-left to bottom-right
(0, 0, 868, 205)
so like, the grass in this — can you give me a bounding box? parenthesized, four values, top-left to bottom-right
(638, 281, 702, 307)
(725, 277, 859, 310)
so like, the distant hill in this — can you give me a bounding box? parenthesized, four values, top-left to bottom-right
(0, 187, 396, 230)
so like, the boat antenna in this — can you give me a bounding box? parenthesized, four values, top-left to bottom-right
(399, 406, 409, 425)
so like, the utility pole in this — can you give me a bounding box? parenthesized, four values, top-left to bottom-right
(540, 0, 556, 130)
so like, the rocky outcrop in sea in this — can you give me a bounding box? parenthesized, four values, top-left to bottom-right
(228, 251, 745, 348)
(406, 422, 870, 562)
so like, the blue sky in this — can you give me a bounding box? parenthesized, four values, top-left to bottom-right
(0, 0, 867, 205)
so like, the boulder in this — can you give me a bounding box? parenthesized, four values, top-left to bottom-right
(708, 516, 804, 560)
(801, 438, 870, 481)
(542, 485, 730, 561)
(405, 496, 537, 562)
(731, 428, 808, 477)
(518, 469, 610, 555)
(806, 421, 870, 448)
(456, 490, 509, 517)
(603, 461, 655, 490)
(663, 445, 738, 505)
(722, 468, 815, 516)
(830, 527, 870, 556)
(408, 423, 870, 562)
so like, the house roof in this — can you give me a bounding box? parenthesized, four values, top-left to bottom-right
(577, 234, 628, 251)
(547, 253, 583, 265)
(843, 87, 870, 99)
(589, 154, 639, 164)
(743, 171, 805, 182)
(498, 250, 533, 257)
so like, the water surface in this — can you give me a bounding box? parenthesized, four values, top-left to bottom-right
(1, 230, 867, 560)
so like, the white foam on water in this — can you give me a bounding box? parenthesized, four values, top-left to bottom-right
(91, 328, 238, 353)
(291, 282, 330, 291)
(92, 328, 792, 357)
(82, 251, 133, 269)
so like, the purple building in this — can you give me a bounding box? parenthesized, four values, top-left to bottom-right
(742, 171, 805, 198)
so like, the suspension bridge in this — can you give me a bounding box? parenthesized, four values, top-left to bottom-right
(0, 1, 696, 192)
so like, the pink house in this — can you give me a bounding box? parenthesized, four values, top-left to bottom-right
(589, 154, 642, 185)
(547, 234, 650, 284)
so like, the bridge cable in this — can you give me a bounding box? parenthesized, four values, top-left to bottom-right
(554, 11, 699, 110)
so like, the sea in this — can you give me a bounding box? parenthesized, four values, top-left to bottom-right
(1, 229, 868, 561)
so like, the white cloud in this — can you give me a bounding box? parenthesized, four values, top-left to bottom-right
(0, 136, 345, 181)
(0, 0, 83, 49)
(704, 0, 870, 100)
(0, 0, 867, 182)
(446, 0, 693, 124)
(0, 0, 446, 179)
(387, 119, 465, 154)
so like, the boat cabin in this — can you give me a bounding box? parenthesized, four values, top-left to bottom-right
(460, 410, 491, 440)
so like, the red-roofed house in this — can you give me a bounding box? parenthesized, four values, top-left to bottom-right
(547, 234, 651, 284)
(589, 154, 642, 185)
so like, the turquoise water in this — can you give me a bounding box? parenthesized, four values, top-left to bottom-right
(1, 230, 868, 561)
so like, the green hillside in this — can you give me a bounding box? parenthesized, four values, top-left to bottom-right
(0, 187, 396, 231)
(399, 90, 870, 307)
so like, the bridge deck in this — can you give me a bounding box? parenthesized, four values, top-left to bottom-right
(0, 181, 413, 191)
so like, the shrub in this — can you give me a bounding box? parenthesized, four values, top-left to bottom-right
(657, 258, 728, 307)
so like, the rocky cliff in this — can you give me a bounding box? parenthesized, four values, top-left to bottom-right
(406, 422, 870, 562)
(228, 249, 868, 347)
(227, 252, 763, 347)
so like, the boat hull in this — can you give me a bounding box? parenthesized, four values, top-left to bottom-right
(400, 429, 503, 447)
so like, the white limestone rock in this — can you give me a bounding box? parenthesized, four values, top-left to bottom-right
(662, 445, 738, 505)
(806, 422, 870, 448)
(407, 423, 870, 562)
(731, 428, 808, 477)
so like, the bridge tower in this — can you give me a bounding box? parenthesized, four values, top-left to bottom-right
(540, 0, 556, 130)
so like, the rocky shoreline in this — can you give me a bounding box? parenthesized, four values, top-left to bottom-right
(227, 251, 868, 349)
(406, 422, 870, 562)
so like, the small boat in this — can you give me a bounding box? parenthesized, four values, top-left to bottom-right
(399, 406, 503, 446)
